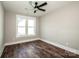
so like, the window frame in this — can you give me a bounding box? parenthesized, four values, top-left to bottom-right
(16, 15, 36, 37)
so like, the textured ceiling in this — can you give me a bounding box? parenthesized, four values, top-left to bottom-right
(2, 1, 72, 17)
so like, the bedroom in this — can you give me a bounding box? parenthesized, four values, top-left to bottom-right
(0, 0, 79, 58)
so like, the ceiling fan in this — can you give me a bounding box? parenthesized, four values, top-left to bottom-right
(29, 1, 47, 13)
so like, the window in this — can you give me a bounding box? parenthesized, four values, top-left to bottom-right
(16, 15, 36, 37)
(28, 17, 36, 35)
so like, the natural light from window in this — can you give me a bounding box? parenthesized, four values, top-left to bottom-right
(16, 15, 36, 37)
(28, 17, 36, 35)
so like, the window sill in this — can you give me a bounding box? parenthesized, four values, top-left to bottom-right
(16, 35, 36, 38)
(27, 35, 36, 37)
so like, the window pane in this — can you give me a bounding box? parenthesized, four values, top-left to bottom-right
(18, 19, 26, 26)
(17, 27, 26, 36)
(16, 15, 26, 37)
(28, 19, 35, 26)
(28, 27, 35, 35)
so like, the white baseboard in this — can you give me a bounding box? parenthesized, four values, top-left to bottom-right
(4, 38, 40, 46)
(41, 39, 79, 55)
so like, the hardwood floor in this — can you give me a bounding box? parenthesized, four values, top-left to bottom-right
(1, 40, 79, 58)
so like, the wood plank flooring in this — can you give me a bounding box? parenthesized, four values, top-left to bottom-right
(1, 40, 79, 58)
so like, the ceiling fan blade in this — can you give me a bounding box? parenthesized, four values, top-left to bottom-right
(34, 10, 37, 13)
(38, 8, 45, 11)
(35, 2, 38, 6)
(34, 2, 38, 8)
(38, 2, 47, 7)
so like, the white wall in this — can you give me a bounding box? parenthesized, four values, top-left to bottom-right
(0, 2, 4, 57)
(40, 2, 79, 50)
(4, 11, 40, 44)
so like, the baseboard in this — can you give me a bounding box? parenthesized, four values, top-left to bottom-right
(41, 39, 79, 55)
(4, 38, 40, 46)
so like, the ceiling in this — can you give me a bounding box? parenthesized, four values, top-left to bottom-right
(2, 1, 72, 17)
